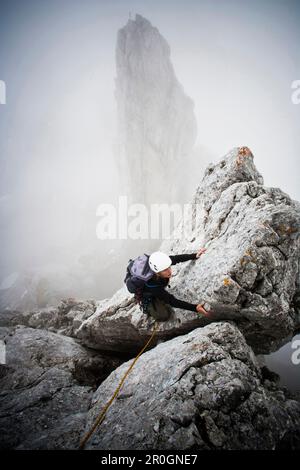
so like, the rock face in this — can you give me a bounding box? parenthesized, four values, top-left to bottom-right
(0, 326, 123, 449)
(75, 147, 300, 355)
(84, 322, 300, 450)
(161, 146, 300, 352)
(114, 13, 197, 205)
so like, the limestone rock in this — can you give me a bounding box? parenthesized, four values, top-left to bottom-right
(84, 322, 300, 450)
(0, 298, 97, 337)
(162, 147, 300, 352)
(0, 326, 123, 449)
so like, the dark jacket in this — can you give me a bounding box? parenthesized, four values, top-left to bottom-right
(143, 253, 198, 312)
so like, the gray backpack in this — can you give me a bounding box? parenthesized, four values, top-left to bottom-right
(124, 254, 154, 294)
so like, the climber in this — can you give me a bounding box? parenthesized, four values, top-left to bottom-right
(142, 249, 210, 321)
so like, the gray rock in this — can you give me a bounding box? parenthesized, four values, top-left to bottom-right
(0, 298, 97, 337)
(83, 322, 300, 450)
(0, 326, 123, 449)
(161, 147, 300, 352)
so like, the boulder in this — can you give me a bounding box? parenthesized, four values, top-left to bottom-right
(0, 326, 123, 449)
(83, 322, 300, 450)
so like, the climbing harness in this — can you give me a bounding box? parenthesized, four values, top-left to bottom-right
(79, 321, 159, 450)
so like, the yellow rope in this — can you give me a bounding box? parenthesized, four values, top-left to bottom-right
(79, 321, 159, 450)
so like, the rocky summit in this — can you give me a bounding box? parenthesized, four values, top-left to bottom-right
(114, 13, 197, 205)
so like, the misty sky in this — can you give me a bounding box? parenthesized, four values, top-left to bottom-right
(0, 0, 299, 276)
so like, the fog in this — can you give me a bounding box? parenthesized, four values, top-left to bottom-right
(0, 1, 299, 388)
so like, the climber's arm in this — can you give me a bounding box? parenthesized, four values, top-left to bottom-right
(169, 253, 198, 265)
(149, 285, 198, 312)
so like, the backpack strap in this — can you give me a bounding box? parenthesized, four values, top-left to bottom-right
(145, 281, 162, 288)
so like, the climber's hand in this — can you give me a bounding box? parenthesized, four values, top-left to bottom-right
(196, 304, 209, 316)
(196, 248, 206, 258)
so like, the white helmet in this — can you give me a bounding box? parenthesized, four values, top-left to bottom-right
(149, 251, 172, 273)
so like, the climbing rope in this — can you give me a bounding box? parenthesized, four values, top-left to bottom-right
(79, 321, 159, 450)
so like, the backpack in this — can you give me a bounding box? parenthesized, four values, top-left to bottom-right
(124, 253, 154, 294)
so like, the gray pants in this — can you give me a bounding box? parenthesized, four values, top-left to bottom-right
(147, 297, 173, 321)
